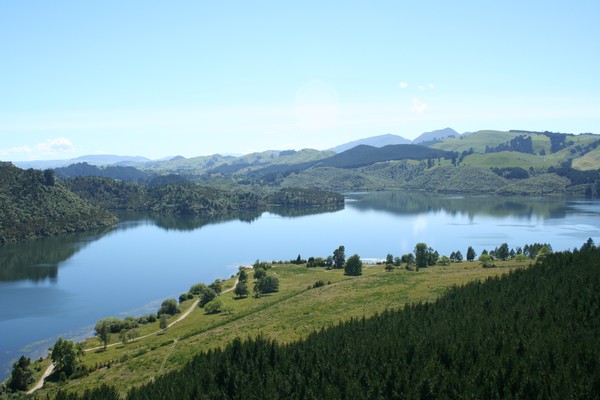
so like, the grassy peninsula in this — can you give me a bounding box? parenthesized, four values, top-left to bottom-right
(29, 242, 599, 399)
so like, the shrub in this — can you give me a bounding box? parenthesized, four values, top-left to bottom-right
(204, 298, 224, 314)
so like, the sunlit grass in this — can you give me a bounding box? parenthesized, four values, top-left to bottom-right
(35, 259, 524, 397)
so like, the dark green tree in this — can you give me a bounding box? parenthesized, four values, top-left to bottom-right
(238, 268, 248, 282)
(209, 279, 222, 295)
(158, 299, 180, 316)
(497, 243, 510, 260)
(51, 338, 79, 377)
(234, 281, 249, 298)
(581, 237, 595, 251)
(7, 356, 34, 391)
(96, 320, 111, 350)
(386, 253, 394, 265)
(414, 243, 428, 271)
(455, 250, 463, 262)
(344, 254, 363, 276)
(189, 283, 207, 296)
(333, 246, 345, 269)
(254, 268, 266, 280)
(254, 275, 279, 297)
(466, 246, 476, 262)
(426, 248, 439, 266)
(199, 288, 217, 308)
(402, 253, 415, 269)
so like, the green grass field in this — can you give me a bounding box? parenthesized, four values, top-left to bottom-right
(34, 260, 527, 397)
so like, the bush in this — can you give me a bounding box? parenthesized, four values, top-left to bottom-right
(190, 283, 207, 296)
(437, 256, 451, 266)
(199, 288, 217, 308)
(157, 299, 180, 316)
(204, 298, 224, 314)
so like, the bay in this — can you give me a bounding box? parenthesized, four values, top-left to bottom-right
(1, 192, 600, 380)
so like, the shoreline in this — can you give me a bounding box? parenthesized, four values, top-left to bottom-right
(24, 272, 242, 395)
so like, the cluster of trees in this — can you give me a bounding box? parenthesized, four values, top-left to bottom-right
(252, 264, 279, 297)
(0, 162, 117, 244)
(53, 241, 600, 399)
(234, 267, 249, 298)
(51, 338, 85, 380)
(485, 134, 534, 154)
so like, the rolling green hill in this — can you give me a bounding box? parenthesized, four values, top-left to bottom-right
(0, 162, 118, 244)
(313, 144, 449, 169)
(431, 130, 600, 170)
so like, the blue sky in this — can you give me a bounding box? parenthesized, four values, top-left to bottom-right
(1, 1, 599, 160)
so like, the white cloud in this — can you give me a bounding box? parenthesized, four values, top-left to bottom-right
(412, 98, 428, 114)
(34, 137, 75, 154)
(419, 83, 435, 90)
(0, 137, 76, 160)
(399, 81, 409, 89)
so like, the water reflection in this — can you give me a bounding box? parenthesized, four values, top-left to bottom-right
(347, 192, 570, 220)
(0, 205, 344, 284)
(0, 230, 109, 283)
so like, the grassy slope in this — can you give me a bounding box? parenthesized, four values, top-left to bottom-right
(433, 131, 600, 170)
(572, 146, 600, 170)
(431, 130, 519, 153)
(36, 260, 523, 397)
(461, 151, 552, 169)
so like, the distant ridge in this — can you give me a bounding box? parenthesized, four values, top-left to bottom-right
(329, 134, 411, 153)
(413, 127, 460, 144)
(15, 155, 151, 169)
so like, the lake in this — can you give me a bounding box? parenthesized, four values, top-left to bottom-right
(1, 192, 600, 379)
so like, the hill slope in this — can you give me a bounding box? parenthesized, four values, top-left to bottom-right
(0, 162, 118, 243)
(315, 144, 449, 169)
(329, 134, 411, 153)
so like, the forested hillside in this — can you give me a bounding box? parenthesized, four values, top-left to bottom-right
(0, 163, 117, 244)
(65, 176, 343, 215)
(53, 243, 600, 399)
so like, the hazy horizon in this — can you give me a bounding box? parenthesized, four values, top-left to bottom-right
(1, 1, 599, 161)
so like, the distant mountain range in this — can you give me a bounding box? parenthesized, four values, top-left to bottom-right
(413, 127, 461, 144)
(330, 127, 460, 153)
(15, 155, 154, 170)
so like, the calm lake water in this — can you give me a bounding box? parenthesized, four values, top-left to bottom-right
(1, 192, 600, 379)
